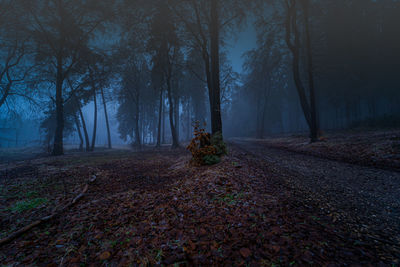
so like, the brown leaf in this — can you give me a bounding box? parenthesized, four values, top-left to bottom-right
(69, 257, 80, 263)
(272, 245, 280, 253)
(199, 228, 207, 236)
(94, 233, 103, 239)
(188, 240, 196, 250)
(239, 247, 252, 258)
(99, 251, 111, 260)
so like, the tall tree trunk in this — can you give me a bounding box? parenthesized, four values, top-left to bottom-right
(78, 104, 90, 151)
(74, 114, 83, 151)
(142, 116, 145, 144)
(166, 76, 179, 148)
(142, 118, 145, 145)
(100, 87, 112, 149)
(134, 102, 141, 147)
(285, 0, 313, 133)
(301, 0, 319, 142)
(187, 101, 191, 141)
(162, 101, 166, 144)
(156, 87, 163, 147)
(53, 57, 64, 156)
(174, 95, 180, 142)
(90, 88, 97, 151)
(210, 0, 223, 135)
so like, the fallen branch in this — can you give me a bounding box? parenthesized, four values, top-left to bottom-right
(0, 176, 96, 247)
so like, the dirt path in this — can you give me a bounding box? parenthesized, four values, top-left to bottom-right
(231, 139, 400, 248)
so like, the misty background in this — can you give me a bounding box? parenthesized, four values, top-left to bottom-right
(0, 0, 399, 153)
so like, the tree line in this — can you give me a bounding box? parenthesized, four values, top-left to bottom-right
(1, 0, 399, 154)
(229, 0, 400, 138)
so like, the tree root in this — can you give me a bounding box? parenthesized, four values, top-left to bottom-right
(0, 176, 96, 247)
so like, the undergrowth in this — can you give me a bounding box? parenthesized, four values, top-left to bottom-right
(187, 122, 227, 166)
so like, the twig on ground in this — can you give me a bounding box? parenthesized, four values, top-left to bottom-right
(0, 176, 96, 247)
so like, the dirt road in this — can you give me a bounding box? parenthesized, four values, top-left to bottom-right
(231, 139, 400, 248)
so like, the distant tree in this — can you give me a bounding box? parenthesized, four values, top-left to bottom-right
(184, 49, 208, 125)
(73, 112, 84, 151)
(21, 0, 112, 155)
(170, 0, 247, 138)
(67, 78, 91, 151)
(86, 57, 112, 151)
(100, 85, 112, 149)
(64, 50, 112, 152)
(0, 1, 36, 110)
(151, 63, 164, 147)
(117, 57, 151, 147)
(283, 0, 319, 141)
(148, 1, 182, 148)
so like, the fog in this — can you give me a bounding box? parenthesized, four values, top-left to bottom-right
(0, 0, 399, 156)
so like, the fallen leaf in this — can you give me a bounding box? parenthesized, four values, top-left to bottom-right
(199, 228, 207, 236)
(239, 247, 252, 258)
(99, 251, 111, 260)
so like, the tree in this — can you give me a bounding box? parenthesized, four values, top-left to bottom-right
(117, 57, 151, 147)
(300, 0, 318, 141)
(100, 86, 112, 149)
(151, 63, 164, 147)
(22, 0, 112, 155)
(283, 0, 319, 141)
(170, 0, 247, 138)
(67, 78, 91, 151)
(73, 112, 84, 151)
(148, 1, 182, 148)
(89, 69, 98, 151)
(0, 1, 36, 110)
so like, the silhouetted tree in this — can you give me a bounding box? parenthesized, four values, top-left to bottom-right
(0, 1, 36, 110)
(170, 0, 247, 137)
(148, 1, 182, 148)
(21, 0, 112, 155)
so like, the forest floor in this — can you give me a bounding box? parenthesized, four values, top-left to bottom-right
(0, 133, 399, 266)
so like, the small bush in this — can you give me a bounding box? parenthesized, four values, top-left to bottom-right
(210, 131, 227, 156)
(187, 122, 226, 166)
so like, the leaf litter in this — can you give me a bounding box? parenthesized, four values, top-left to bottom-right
(0, 148, 398, 266)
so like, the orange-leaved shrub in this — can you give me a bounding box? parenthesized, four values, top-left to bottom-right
(187, 122, 220, 165)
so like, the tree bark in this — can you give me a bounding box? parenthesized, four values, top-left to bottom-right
(301, 0, 319, 142)
(134, 91, 141, 147)
(285, 0, 315, 137)
(53, 56, 64, 156)
(77, 104, 90, 151)
(90, 87, 97, 151)
(187, 101, 191, 141)
(74, 114, 83, 151)
(162, 100, 166, 144)
(166, 76, 179, 148)
(174, 93, 180, 143)
(156, 87, 163, 147)
(100, 87, 112, 149)
(209, 0, 223, 135)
